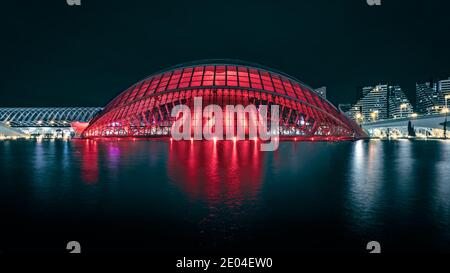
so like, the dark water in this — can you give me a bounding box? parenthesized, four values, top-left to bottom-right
(0, 139, 449, 255)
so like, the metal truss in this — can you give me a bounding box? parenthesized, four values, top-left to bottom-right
(0, 107, 103, 127)
(82, 61, 366, 139)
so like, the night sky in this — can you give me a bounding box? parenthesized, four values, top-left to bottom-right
(1, 0, 449, 107)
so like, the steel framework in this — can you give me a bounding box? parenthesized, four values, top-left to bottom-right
(83, 61, 366, 139)
(0, 107, 102, 127)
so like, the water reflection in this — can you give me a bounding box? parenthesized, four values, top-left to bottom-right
(347, 140, 384, 232)
(434, 141, 450, 227)
(167, 141, 265, 241)
(81, 140, 98, 184)
(2, 139, 450, 253)
(105, 142, 121, 182)
(167, 141, 264, 204)
(393, 140, 415, 210)
(32, 141, 54, 200)
(32, 141, 47, 184)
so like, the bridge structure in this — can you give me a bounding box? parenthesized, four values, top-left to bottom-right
(0, 107, 102, 127)
(0, 107, 102, 138)
(361, 113, 449, 138)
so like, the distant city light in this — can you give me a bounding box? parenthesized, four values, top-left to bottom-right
(371, 111, 378, 121)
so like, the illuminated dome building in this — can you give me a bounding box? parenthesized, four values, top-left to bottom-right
(83, 60, 366, 140)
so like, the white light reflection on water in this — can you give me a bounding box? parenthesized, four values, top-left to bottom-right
(346, 140, 384, 233)
(433, 141, 450, 235)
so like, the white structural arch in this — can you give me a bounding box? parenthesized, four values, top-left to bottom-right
(0, 107, 102, 127)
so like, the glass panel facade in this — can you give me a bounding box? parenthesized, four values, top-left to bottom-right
(83, 63, 365, 139)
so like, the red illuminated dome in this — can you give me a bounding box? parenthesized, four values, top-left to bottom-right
(82, 60, 366, 140)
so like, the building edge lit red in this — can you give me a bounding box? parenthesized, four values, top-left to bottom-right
(82, 60, 367, 140)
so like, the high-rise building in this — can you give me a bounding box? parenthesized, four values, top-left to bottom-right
(350, 84, 413, 122)
(388, 85, 413, 119)
(416, 80, 442, 114)
(439, 77, 450, 99)
(352, 84, 388, 122)
(362, 86, 373, 98)
(356, 86, 374, 101)
(416, 77, 450, 114)
(440, 78, 450, 114)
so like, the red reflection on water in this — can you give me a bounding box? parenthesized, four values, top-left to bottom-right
(168, 141, 264, 204)
(81, 140, 99, 184)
